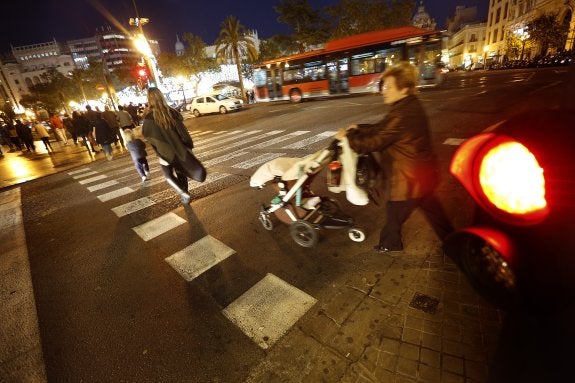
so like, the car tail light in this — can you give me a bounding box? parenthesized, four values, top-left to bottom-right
(450, 133, 549, 225)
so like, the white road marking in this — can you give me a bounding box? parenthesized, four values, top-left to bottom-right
(197, 131, 283, 157)
(87, 180, 119, 192)
(202, 151, 249, 167)
(72, 170, 99, 179)
(67, 167, 91, 175)
(132, 212, 187, 241)
(223, 273, 317, 349)
(193, 130, 244, 145)
(112, 197, 156, 217)
(250, 131, 309, 149)
(232, 153, 286, 169)
(165, 235, 236, 281)
(283, 131, 336, 149)
(443, 138, 466, 146)
(196, 130, 262, 151)
(78, 174, 108, 184)
(97, 187, 134, 202)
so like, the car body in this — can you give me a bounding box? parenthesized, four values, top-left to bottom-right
(189, 94, 243, 117)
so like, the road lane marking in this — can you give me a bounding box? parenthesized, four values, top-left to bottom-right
(443, 138, 466, 146)
(283, 131, 336, 149)
(132, 212, 187, 241)
(195, 130, 263, 151)
(67, 167, 91, 175)
(164, 235, 236, 281)
(232, 153, 286, 169)
(193, 130, 244, 145)
(97, 187, 134, 202)
(87, 180, 120, 192)
(202, 151, 249, 167)
(223, 273, 317, 349)
(78, 174, 108, 184)
(111, 197, 156, 217)
(197, 131, 283, 157)
(250, 131, 309, 149)
(72, 170, 99, 179)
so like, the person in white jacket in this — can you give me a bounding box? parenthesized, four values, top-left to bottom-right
(33, 121, 54, 152)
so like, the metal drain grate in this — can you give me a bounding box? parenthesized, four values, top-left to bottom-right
(409, 292, 440, 314)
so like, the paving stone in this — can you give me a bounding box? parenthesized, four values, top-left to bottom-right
(442, 339, 465, 357)
(380, 338, 400, 354)
(396, 357, 418, 378)
(401, 328, 422, 345)
(441, 371, 465, 383)
(465, 359, 489, 382)
(376, 352, 398, 372)
(418, 363, 441, 382)
(442, 354, 464, 375)
(399, 342, 420, 361)
(420, 348, 441, 368)
(421, 333, 442, 351)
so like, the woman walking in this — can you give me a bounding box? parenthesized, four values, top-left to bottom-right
(142, 87, 206, 204)
(92, 112, 117, 160)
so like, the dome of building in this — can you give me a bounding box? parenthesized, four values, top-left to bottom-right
(413, 1, 436, 30)
(175, 35, 184, 56)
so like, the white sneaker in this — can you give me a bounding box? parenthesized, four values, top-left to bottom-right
(142, 175, 148, 182)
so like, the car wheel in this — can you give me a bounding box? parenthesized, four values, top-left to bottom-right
(193, 109, 200, 117)
(289, 89, 302, 103)
(219, 106, 227, 114)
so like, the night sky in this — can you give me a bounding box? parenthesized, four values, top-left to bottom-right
(0, 0, 487, 54)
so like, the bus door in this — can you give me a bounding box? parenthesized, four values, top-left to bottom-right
(266, 68, 283, 100)
(327, 58, 349, 94)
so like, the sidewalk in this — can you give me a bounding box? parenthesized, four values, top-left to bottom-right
(0, 139, 125, 190)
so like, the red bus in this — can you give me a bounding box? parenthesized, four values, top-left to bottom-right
(253, 26, 444, 103)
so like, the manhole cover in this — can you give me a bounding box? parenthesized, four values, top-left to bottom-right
(409, 292, 440, 314)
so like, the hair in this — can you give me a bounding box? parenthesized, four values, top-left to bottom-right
(147, 87, 179, 130)
(123, 129, 134, 143)
(382, 62, 419, 95)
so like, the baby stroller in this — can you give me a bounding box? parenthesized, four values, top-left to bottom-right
(250, 140, 366, 248)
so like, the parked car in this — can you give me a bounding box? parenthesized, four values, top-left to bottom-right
(189, 94, 244, 117)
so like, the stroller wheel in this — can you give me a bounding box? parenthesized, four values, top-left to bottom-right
(290, 220, 318, 248)
(259, 212, 274, 231)
(348, 228, 366, 242)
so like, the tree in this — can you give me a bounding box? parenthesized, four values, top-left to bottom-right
(325, 0, 415, 39)
(258, 34, 300, 61)
(527, 13, 570, 56)
(215, 16, 258, 102)
(275, 0, 329, 52)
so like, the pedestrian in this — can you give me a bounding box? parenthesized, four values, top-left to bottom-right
(72, 111, 97, 153)
(126, 102, 139, 126)
(142, 87, 206, 204)
(32, 121, 54, 152)
(102, 105, 124, 148)
(7, 123, 22, 150)
(62, 113, 77, 144)
(84, 105, 101, 152)
(15, 120, 35, 152)
(117, 105, 135, 131)
(335, 62, 453, 254)
(49, 113, 68, 145)
(124, 129, 150, 182)
(92, 112, 117, 160)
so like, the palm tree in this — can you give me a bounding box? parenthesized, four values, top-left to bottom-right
(215, 15, 258, 102)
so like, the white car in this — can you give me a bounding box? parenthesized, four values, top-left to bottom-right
(189, 94, 244, 117)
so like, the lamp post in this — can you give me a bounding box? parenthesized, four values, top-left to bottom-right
(130, 14, 161, 88)
(177, 76, 187, 106)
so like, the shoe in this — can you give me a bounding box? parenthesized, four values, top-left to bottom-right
(105, 153, 113, 161)
(141, 176, 148, 182)
(373, 245, 403, 254)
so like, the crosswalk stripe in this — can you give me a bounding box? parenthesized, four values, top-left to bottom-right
(250, 131, 309, 149)
(283, 131, 336, 149)
(164, 235, 236, 281)
(195, 130, 262, 151)
(72, 170, 99, 179)
(232, 153, 286, 169)
(193, 130, 244, 146)
(67, 167, 91, 175)
(112, 197, 156, 217)
(132, 212, 187, 241)
(202, 151, 249, 167)
(198, 130, 282, 158)
(97, 187, 134, 202)
(87, 180, 119, 192)
(191, 130, 213, 137)
(222, 273, 317, 349)
(78, 174, 108, 184)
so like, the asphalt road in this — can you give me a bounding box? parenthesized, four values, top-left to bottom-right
(8, 66, 573, 382)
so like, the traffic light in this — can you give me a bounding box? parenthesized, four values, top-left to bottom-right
(134, 63, 149, 88)
(444, 109, 575, 308)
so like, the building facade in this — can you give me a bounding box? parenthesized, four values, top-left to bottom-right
(448, 22, 489, 69)
(485, 0, 575, 63)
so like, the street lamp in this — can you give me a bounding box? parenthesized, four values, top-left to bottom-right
(515, 28, 530, 61)
(483, 45, 489, 69)
(177, 76, 187, 107)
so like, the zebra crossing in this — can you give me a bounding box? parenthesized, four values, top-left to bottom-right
(66, 128, 334, 349)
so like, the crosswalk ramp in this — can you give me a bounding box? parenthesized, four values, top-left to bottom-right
(66, 128, 335, 349)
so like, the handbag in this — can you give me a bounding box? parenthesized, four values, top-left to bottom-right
(355, 152, 380, 189)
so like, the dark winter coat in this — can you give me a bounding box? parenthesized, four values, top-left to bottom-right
(93, 118, 117, 145)
(346, 94, 439, 201)
(15, 121, 33, 141)
(141, 108, 193, 163)
(72, 114, 91, 136)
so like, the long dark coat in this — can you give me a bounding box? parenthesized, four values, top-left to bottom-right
(141, 108, 193, 163)
(346, 94, 439, 201)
